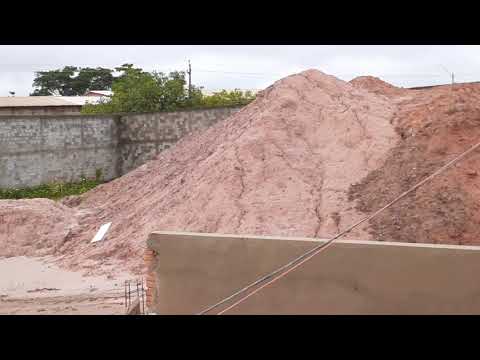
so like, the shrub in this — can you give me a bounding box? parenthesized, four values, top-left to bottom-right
(0, 178, 102, 200)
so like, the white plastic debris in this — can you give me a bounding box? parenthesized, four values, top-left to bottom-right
(91, 222, 112, 243)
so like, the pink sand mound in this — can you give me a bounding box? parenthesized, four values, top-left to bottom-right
(0, 199, 78, 257)
(49, 69, 399, 274)
(349, 76, 406, 98)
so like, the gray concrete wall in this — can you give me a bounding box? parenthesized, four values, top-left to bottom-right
(118, 107, 240, 174)
(0, 107, 241, 188)
(0, 115, 119, 188)
(0, 106, 83, 116)
(146, 231, 480, 315)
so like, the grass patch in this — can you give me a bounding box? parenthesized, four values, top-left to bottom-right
(0, 178, 102, 200)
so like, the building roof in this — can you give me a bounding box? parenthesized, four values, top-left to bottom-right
(85, 90, 113, 96)
(0, 96, 105, 108)
(201, 89, 261, 96)
(408, 81, 480, 90)
(62, 96, 105, 106)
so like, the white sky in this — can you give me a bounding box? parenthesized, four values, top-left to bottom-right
(1, 45, 480, 96)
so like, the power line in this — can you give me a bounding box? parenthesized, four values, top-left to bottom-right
(194, 69, 284, 76)
(0, 64, 470, 77)
(0, 66, 476, 78)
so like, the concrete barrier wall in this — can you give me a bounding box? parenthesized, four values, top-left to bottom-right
(0, 106, 83, 116)
(0, 107, 241, 188)
(118, 107, 240, 174)
(0, 115, 119, 188)
(146, 231, 480, 315)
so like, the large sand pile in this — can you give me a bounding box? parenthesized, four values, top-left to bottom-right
(350, 76, 407, 98)
(35, 69, 401, 274)
(2, 69, 479, 276)
(349, 82, 480, 245)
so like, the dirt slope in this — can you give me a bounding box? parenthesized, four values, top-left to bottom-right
(3, 70, 479, 277)
(0, 199, 78, 257)
(350, 75, 407, 98)
(56, 69, 398, 274)
(349, 81, 480, 245)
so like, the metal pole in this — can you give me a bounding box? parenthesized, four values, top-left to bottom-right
(141, 278, 145, 315)
(136, 279, 140, 311)
(188, 60, 192, 99)
(451, 73, 455, 109)
(128, 281, 131, 309)
(124, 280, 127, 311)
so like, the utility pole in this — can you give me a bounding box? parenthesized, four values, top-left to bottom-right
(187, 60, 192, 99)
(440, 64, 454, 88)
(440, 65, 455, 109)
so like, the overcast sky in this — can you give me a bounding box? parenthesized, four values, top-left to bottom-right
(0, 45, 479, 96)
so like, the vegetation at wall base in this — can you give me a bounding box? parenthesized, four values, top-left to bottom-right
(0, 178, 102, 200)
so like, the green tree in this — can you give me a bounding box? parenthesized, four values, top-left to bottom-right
(82, 64, 256, 114)
(199, 89, 256, 108)
(83, 64, 199, 114)
(107, 64, 163, 113)
(71, 67, 114, 94)
(31, 66, 114, 96)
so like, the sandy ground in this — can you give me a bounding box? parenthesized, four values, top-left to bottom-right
(0, 256, 134, 314)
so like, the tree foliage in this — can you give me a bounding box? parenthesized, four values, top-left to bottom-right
(31, 64, 256, 113)
(82, 64, 256, 114)
(199, 89, 256, 108)
(84, 64, 191, 113)
(31, 66, 114, 96)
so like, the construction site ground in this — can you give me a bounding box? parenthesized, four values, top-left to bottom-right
(2, 69, 480, 314)
(0, 256, 130, 314)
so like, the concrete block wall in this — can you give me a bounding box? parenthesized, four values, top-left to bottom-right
(118, 107, 241, 174)
(0, 106, 242, 188)
(0, 106, 83, 116)
(0, 115, 119, 188)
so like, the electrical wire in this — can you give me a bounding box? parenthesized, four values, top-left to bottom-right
(197, 139, 480, 315)
(0, 67, 477, 79)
